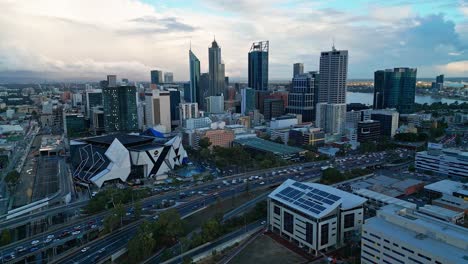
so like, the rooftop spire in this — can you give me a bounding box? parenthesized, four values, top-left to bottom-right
(332, 37, 336, 51)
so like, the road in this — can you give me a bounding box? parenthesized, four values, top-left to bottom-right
(54, 167, 324, 264)
(0, 149, 403, 263)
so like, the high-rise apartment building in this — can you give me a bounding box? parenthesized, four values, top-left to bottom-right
(241, 87, 256, 115)
(145, 89, 171, 132)
(208, 39, 225, 96)
(164, 72, 173, 83)
(103, 85, 138, 132)
(248, 41, 269, 91)
(205, 95, 224, 114)
(293, 63, 304, 77)
(373, 68, 417, 114)
(316, 47, 348, 134)
(318, 47, 348, 104)
(287, 72, 319, 122)
(189, 49, 201, 104)
(150, 70, 163, 85)
(316, 103, 347, 134)
(436, 74, 444, 84)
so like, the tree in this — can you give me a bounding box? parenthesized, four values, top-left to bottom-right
(321, 168, 345, 185)
(273, 137, 284, 144)
(103, 214, 119, 233)
(0, 229, 11, 246)
(114, 203, 126, 227)
(198, 137, 212, 149)
(128, 221, 156, 263)
(134, 201, 142, 219)
(4, 170, 20, 193)
(201, 219, 222, 242)
(153, 209, 184, 246)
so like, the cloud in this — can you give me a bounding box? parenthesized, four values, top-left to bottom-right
(437, 60, 468, 75)
(0, 0, 467, 81)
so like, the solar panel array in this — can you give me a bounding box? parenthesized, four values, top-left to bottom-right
(274, 182, 342, 216)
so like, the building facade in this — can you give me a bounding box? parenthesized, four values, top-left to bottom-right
(287, 72, 319, 122)
(293, 63, 304, 77)
(208, 39, 225, 96)
(205, 95, 224, 114)
(264, 98, 284, 120)
(102, 85, 138, 132)
(373, 68, 417, 114)
(145, 89, 171, 132)
(357, 120, 381, 142)
(316, 103, 347, 135)
(361, 204, 468, 264)
(415, 147, 468, 178)
(369, 109, 399, 138)
(164, 72, 174, 83)
(248, 41, 269, 91)
(189, 49, 201, 104)
(179, 102, 199, 122)
(241, 87, 256, 115)
(268, 180, 366, 255)
(150, 70, 163, 85)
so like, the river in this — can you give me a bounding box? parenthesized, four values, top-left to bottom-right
(347, 92, 467, 106)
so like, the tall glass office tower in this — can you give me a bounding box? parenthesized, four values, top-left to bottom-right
(189, 49, 200, 103)
(103, 85, 138, 132)
(208, 38, 225, 96)
(248, 41, 269, 91)
(373, 68, 417, 114)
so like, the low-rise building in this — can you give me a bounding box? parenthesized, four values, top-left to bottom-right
(415, 147, 468, 179)
(289, 127, 325, 147)
(357, 120, 380, 143)
(432, 194, 468, 214)
(268, 179, 367, 255)
(234, 137, 306, 160)
(361, 204, 468, 264)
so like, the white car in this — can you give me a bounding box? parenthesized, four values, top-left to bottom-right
(81, 247, 90, 253)
(259, 182, 265, 185)
(31, 240, 40, 246)
(72, 231, 81, 236)
(46, 234, 55, 239)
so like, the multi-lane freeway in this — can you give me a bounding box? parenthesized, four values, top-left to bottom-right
(0, 149, 408, 263)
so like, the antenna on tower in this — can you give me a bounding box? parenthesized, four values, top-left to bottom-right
(332, 37, 336, 51)
(189, 39, 192, 51)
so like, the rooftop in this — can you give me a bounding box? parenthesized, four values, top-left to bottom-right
(424, 180, 465, 195)
(81, 134, 155, 147)
(365, 204, 468, 262)
(234, 137, 305, 156)
(353, 188, 416, 209)
(418, 205, 464, 220)
(269, 179, 367, 219)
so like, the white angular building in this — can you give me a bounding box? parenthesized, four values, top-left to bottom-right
(71, 134, 187, 188)
(267, 179, 367, 255)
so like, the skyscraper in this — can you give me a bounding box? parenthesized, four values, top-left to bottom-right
(287, 72, 319, 122)
(169, 89, 181, 127)
(241, 87, 256, 115)
(293, 63, 304, 77)
(248, 41, 269, 91)
(373, 68, 417, 114)
(164, 72, 174, 83)
(208, 38, 225, 96)
(150, 70, 163, 85)
(84, 89, 103, 118)
(199, 73, 209, 110)
(318, 47, 348, 104)
(107, 75, 117, 87)
(103, 85, 138, 132)
(189, 49, 201, 103)
(317, 47, 348, 134)
(436, 74, 444, 84)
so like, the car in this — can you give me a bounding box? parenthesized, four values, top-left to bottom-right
(31, 240, 40, 246)
(261, 221, 266, 225)
(44, 238, 52, 244)
(81, 247, 90, 253)
(72, 231, 81, 235)
(46, 234, 55, 239)
(4, 253, 15, 261)
(98, 247, 107, 254)
(15, 246, 26, 253)
(30, 247, 38, 253)
(259, 182, 265, 185)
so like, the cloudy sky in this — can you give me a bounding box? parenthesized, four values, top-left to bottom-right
(1, 0, 468, 82)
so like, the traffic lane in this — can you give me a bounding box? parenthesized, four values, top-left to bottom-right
(67, 170, 322, 263)
(8, 166, 323, 261)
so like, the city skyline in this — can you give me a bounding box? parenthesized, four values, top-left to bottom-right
(1, 0, 468, 82)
